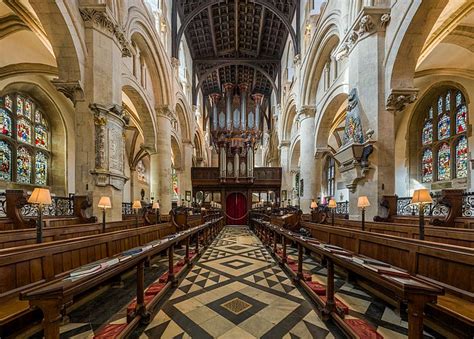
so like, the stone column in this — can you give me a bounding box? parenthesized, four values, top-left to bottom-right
(150, 106, 174, 214)
(74, 4, 132, 221)
(279, 141, 291, 193)
(247, 143, 254, 178)
(180, 140, 193, 201)
(253, 93, 264, 131)
(345, 8, 393, 220)
(298, 106, 317, 213)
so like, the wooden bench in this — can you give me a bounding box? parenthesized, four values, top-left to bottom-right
(0, 219, 147, 249)
(252, 218, 443, 339)
(19, 218, 225, 339)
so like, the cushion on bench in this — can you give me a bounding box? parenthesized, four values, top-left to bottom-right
(305, 281, 326, 295)
(94, 324, 127, 339)
(344, 319, 383, 339)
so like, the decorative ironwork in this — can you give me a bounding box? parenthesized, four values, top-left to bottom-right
(336, 201, 349, 216)
(0, 192, 6, 218)
(20, 194, 75, 217)
(396, 193, 447, 217)
(462, 191, 474, 217)
(122, 202, 133, 216)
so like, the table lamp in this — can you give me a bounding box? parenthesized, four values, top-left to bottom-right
(411, 189, 432, 240)
(98, 196, 112, 233)
(132, 200, 142, 228)
(327, 198, 337, 226)
(310, 199, 317, 212)
(152, 201, 160, 224)
(28, 188, 52, 243)
(357, 196, 370, 231)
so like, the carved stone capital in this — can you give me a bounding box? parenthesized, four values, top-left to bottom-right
(171, 57, 180, 68)
(51, 79, 84, 106)
(297, 105, 316, 119)
(386, 88, 419, 112)
(279, 140, 290, 149)
(156, 105, 176, 122)
(79, 4, 132, 57)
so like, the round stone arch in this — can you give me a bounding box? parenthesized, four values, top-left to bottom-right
(128, 23, 172, 107)
(301, 19, 342, 106)
(122, 79, 156, 151)
(385, 0, 449, 95)
(175, 98, 192, 142)
(282, 101, 297, 142)
(171, 134, 183, 171)
(0, 81, 72, 195)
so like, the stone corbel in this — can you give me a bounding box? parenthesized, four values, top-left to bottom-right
(386, 88, 419, 112)
(51, 79, 84, 106)
(334, 7, 390, 60)
(79, 4, 132, 57)
(315, 147, 331, 159)
(156, 105, 176, 122)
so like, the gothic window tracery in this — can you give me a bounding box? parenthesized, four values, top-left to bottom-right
(420, 88, 468, 183)
(0, 93, 50, 185)
(326, 156, 336, 197)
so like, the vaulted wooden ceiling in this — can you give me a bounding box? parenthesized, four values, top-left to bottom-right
(173, 0, 299, 100)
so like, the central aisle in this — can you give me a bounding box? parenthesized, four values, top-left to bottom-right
(137, 226, 340, 338)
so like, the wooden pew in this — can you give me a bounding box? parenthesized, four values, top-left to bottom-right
(0, 219, 147, 249)
(19, 218, 225, 339)
(252, 218, 444, 339)
(324, 217, 474, 248)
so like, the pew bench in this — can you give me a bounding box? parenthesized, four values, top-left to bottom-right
(253, 218, 444, 339)
(20, 218, 224, 339)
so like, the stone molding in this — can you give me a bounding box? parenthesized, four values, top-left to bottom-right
(279, 140, 291, 149)
(79, 4, 132, 57)
(51, 79, 84, 106)
(335, 8, 390, 61)
(156, 105, 177, 123)
(386, 88, 419, 112)
(297, 105, 316, 120)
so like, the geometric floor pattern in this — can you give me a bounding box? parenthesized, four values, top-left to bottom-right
(137, 226, 344, 338)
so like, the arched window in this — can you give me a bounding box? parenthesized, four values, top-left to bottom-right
(326, 156, 336, 197)
(0, 93, 50, 185)
(420, 88, 468, 182)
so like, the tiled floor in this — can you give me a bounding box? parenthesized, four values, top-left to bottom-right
(136, 226, 343, 338)
(49, 225, 440, 338)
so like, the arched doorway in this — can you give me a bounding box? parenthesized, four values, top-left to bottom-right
(226, 193, 247, 225)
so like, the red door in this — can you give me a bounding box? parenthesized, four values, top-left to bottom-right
(226, 193, 247, 225)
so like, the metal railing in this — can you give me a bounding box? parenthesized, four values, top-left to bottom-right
(0, 192, 6, 218)
(396, 193, 448, 217)
(21, 194, 75, 217)
(462, 191, 474, 217)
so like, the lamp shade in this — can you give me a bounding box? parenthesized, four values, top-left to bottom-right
(132, 200, 142, 209)
(28, 188, 52, 205)
(98, 196, 112, 209)
(327, 198, 337, 208)
(357, 196, 370, 208)
(152, 202, 160, 209)
(412, 189, 433, 204)
(310, 200, 318, 209)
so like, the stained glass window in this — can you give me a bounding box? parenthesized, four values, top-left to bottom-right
(17, 147, 32, 184)
(0, 141, 11, 181)
(437, 143, 451, 181)
(5, 95, 12, 112)
(24, 99, 32, 119)
(437, 96, 443, 115)
(35, 152, 47, 185)
(438, 114, 450, 140)
(16, 95, 24, 116)
(0, 109, 12, 136)
(445, 91, 451, 112)
(35, 125, 48, 149)
(456, 91, 463, 107)
(0, 93, 50, 185)
(428, 107, 433, 119)
(421, 148, 433, 183)
(17, 118, 31, 144)
(456, 136, 468, 179)
(422, 121, 433, 145)
(456, 105, 467, 134)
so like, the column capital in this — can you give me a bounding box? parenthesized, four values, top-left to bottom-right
(386, 88, 418, 112)
(51, 79, 84, 106)
(79, 4, 132, 57)
(279, 140, 291, 149)
(156, 105, 176, 121)
(297, 105, 316, 119)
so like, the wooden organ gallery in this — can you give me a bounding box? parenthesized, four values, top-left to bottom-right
(0, 0, 473, 338)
